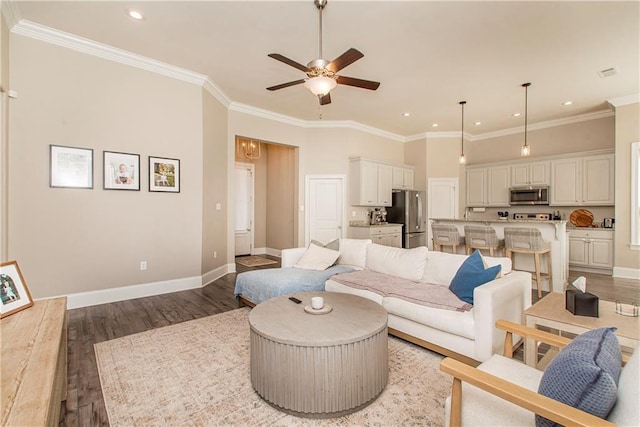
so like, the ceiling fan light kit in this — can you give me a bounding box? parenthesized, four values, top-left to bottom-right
(266, 0, 380, 105)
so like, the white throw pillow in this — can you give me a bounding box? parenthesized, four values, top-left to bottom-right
(365, 243, 428, 281)
(293, 243, 341, 271)
(337, 239, 372, 268)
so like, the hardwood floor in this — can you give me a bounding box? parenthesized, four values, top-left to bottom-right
(59, 257, 635, 426)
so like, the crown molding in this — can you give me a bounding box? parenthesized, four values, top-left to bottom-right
(470, 109, 614, 142)
(203, 79, 232, 108)
(608, 93, 639, 107)
(12, 20, 209, 86)
(1, 1, 21, 29)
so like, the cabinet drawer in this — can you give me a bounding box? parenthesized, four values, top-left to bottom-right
(569, 229, 613, 240)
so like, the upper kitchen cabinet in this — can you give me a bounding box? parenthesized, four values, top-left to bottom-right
(550, 153, 614, 206)
(511, 161, 550, 186)
(392, 166, 415, 190)
(466, 165, 510, 207)
(350, 158, 394, 206)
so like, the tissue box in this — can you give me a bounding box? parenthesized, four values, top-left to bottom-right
(565, 290, 599, 317)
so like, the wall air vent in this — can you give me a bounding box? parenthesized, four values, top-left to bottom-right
(598, 67, 617, 78)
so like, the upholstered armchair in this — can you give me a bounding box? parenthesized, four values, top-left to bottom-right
(440, 320, 638, 427)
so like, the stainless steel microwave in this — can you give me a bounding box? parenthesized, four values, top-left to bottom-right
(509, 186, 549, 205)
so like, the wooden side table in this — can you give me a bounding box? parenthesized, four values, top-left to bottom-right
(249, 292, 388, 418)
(1, 297, 67, 426)
(524, 292, 639, 368)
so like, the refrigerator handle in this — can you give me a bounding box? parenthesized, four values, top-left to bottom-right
(416, 193, 422, 230)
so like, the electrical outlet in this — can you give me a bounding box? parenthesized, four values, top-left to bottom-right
(140, 261, 147, 270)
(352, 211, 357, 217)
(213, 251, 217, 259)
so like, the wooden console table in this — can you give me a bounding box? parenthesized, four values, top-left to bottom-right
(1, 297, 68, 426)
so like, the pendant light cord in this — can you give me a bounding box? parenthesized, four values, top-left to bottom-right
(460, 101, 466, 155)
(523, 82, 531, 147)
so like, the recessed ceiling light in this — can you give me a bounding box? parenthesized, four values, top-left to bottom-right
(562, 101, 573, 106)
(431, 123, 439, 128)
(512, 113, 521, 117)
(128, 9, 144, 20)
(402, 112, 410, 117)
(474, 121, 481, 126)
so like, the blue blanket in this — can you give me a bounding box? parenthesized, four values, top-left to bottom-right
(234, 265, 355, 304)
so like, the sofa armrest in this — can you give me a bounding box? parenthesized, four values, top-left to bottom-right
(281, 247, 307, 268)
(472, 271, 532, 362)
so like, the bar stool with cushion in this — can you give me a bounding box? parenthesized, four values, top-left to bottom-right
(464, 225, 504, 257)
(432, 224, 465, 254)
(504, 227, 552, 299)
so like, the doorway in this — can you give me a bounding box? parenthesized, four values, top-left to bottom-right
(427, 178, 459, 250)
(305, 175, 346, 245)
(235, 163, 254, 256)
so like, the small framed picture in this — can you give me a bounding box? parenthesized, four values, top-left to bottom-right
(149, 156, 180, 193)
(50, 145, 93, 189)
(104, 151, 140, 191)
(1, 261, 34, 318)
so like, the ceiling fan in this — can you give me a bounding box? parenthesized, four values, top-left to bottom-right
(266, 0, 380, 105)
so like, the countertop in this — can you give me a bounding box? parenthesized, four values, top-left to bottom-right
(430, 218, 567, 225)
(349, 221, 403, 228)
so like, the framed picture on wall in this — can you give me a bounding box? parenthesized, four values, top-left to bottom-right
(103, 151, 140, 191)
(149, 156, 180, 193)
(50, 145, 93, 189)
(1, 261, 34, 318)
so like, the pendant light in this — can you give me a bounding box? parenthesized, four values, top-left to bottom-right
(459, 101, 467, 164)
(521, 82, 531, 157)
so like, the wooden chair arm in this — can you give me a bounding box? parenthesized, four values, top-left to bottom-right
(440, 357, 616, 427)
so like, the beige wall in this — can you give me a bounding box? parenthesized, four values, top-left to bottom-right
(404, 138, 427, 191)
(466, 116, 615, 165)
(1, 10, 8, 91)
(266, 144, 296, 250)
(8, 35, 205, 298)
(201, 88, 228, 277)
(613, 102, 640, 273)
(1, 12, 8, 261)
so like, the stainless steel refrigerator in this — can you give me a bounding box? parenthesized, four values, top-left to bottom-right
(386, 189, 427, 248)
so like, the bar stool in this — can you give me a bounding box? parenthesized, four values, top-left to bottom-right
(464, 225, 504, 257)
(504, 227, 552, 299)
(432, 224, 465, 254)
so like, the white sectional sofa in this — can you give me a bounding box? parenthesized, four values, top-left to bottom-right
(282, 241, 532, 364)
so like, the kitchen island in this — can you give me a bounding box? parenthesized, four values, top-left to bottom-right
(429, 218, 568, 293)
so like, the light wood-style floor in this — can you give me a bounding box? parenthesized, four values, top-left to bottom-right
(59, 258, 637, 426)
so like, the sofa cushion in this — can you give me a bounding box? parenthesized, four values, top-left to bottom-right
(536, 327, 621, 427)
(383, 297, 475, 340)
(607, 349, 639, 426)
(365, 243, 428, 281)
(449, 251, 502, 304)
(293, 243, 341, 271)
(422, 251, 512, 287)
(337, 238, 371, 269)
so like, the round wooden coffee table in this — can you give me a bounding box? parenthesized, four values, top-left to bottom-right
(249, 291, 388, 418)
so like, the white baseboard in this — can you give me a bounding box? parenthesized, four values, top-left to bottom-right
(201, 264, 231, 286)
(252, 247, 267, 255)
(613, 266, 640, 280)
(265, 247, 282, 257)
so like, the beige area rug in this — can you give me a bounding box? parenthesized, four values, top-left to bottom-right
(95, 308, 450, 426)
(235, 256, 278, 268)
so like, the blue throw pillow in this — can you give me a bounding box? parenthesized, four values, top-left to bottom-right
(536, 327, 621, 427)
(448, 250, 501, 304)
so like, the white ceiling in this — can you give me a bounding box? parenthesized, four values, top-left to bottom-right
(9, 1, 640, 137)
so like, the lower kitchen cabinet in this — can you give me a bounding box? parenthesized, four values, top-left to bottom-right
(568, 229, 613, 271)
(349, 225, 403, 247)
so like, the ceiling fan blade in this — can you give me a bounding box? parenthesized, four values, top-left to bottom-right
(319, 93, 331, 105)
(326, 48, 364, 73)
(268, 53, 310, 73)
(266, 79, 306, 91)
(336, 75, 380, 91)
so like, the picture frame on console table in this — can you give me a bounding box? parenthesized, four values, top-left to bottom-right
(0, 261, 34, 318)
(103, 151, 140, 191)
(149, 156, 180, 193)
(49, 145, 93, 189)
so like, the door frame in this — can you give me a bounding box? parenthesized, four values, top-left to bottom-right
(304, 175, 347, 246)
(427, 177, 459, 250)
(235, 162, 255, 255)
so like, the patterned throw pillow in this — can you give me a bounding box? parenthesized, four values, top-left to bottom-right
(448, 250, 501, 304)
(536, 327, 622, 427)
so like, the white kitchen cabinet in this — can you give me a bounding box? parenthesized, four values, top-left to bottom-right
(466, 166, 509, 207)
(350, 159, 393, 207)
(551, 154, 614, 206)
(349, 225, 403, 247)
(568, 229, 613, 271)
(511, 161, 550, 186)
(392, 166, 415, 190)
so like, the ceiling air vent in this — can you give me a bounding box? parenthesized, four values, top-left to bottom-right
(598, 67, 617, 78)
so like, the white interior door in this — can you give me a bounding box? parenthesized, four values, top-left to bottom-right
(235, 163, 254, 256)
(427, 178, 459, 250)
(306, 176, 345, 245)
